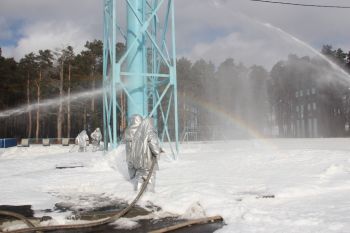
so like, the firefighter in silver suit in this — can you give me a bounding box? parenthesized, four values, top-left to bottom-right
(125, 114, 143, 180)
(126, 115, 161, 192)
(75, 130, 89, 152)
(91, 128, 102, 151)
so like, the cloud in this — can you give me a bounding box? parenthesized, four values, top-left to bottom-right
(0, 18, 13, 40)
(175, 0, 350, 67)
(0, 0, 349, 68)
(3, 21, 96, 59)
(0, 0, 102, 59)
(185, 25, 315, 69)
(208, 0, 350, 50)
(0, 31, 12, 41)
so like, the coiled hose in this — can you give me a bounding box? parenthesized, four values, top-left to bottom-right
(0, 159, 156, 233)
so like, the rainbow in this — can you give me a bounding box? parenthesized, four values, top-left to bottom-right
(181, 94, 279, 149)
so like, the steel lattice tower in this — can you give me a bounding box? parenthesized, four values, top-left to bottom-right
(103, 0, 179, 157)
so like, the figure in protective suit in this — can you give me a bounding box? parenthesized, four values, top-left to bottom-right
(91, 128, 102, 151)
(125, 115, 161, 192)
(75, 130, 89, 152)
(125, 114, 143, 180)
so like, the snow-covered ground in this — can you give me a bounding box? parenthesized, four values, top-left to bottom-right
(1, 138, 350, 232)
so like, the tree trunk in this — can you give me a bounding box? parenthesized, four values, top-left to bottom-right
(35, 70, 42, 141)
(91, 69, 95, 112)
(57, 61, 64, 142)
(13, 118, 16, 137)
(27, 72, 32, 138)
(67, 64, 71, 139)
(83, 106, 87, 130)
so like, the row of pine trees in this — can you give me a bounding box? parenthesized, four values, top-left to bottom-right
(0, 40, 103, 140)
(1, 42, 350, 140)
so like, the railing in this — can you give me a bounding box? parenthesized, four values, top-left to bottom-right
(23, 138, 76, 145)
(0, 138, 17, 148)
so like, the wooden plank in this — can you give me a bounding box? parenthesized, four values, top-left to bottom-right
(148, 215, 223, 233)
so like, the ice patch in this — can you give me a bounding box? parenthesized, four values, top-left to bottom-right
(0, 145, 73, 158)
(319, 164, 349, 180)
(1, 221, 28, 232)
(87, 158, 114, 172)
(328, 223, 344, 231)
(181, 202, 207, 219)
(111, 217, 140, 229)
(277, 186, 323, 198)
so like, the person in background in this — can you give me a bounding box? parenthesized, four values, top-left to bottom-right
(91, 128, 102, 151)
(75, 130, 89, 152)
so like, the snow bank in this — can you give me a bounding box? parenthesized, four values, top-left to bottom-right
(1, 139, 350, 232)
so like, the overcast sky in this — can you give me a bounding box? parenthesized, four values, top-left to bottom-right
(0, 0, 349, 69)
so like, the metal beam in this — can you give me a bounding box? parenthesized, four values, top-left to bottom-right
(103, 0, 179, 156)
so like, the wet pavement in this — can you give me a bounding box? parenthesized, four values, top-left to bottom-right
(54, 217, 224, 233)
(0, 205, 34, 220)
(0, 204, 224, 233)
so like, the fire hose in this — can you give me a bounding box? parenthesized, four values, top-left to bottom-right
(0, 158, 157, 233)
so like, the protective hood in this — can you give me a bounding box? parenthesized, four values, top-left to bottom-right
(125, 114, 143, 141)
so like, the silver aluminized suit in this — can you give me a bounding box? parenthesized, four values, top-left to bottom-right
(75, 130, 89, 152)
(91, 128, 102, 151)
(125, 114, 143, 179)
(125, 115, 161, 191)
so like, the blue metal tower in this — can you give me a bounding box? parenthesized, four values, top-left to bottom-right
(103, 0, 179, 158)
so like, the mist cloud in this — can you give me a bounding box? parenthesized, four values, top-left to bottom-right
(0, 0, 349, 67)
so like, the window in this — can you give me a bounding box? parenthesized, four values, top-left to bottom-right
(295, 91, 299, 98)
(307, 104, 311, 111)
(313, 118, 318, 137)
(306, 89, 310, 95)
(300, 90, 304, 97)
(308, 118, 313, 137)
(296, 106, 299, 112)
(313, 102, 316, 110)
(300, 105, 304, 119)
(301, 120, 305, 136)
(297, 120, 300, 137)
(311, 88, 316, 94)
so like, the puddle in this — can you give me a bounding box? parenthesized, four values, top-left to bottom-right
(53, 217, 225, 233)
(0, 205, 34, 220)
(1, 202, 224, 233)
(55, 165, 84, 169)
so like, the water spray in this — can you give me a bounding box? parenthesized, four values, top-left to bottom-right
(210, 0, 350, 82)
(0, 89, 103, 118)
(263, 22, 350, 80)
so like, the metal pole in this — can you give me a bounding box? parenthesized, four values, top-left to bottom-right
(103, 0, 110, 150)
(127, 0, 147, 118)
(171, 0, 179, 156)
(112, 0, 118, 148)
